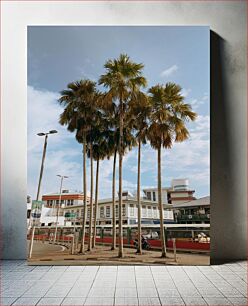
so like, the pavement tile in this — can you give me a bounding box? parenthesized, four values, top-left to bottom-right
(217, 286, 244, 297)
(115, 297, 138, 305)
(115, 288, 138, 298)
(84, 266, 99, 273)
(2, 289, 29, 298)
(12, 297, 41, 305)
(116, 280, 136, 288)
(204, 297, 233, 305)
(66, 266, 85, 272)
(159, 297, 185, 305)
(177, 289, 201, 297)
(50, 266, 68, 272)
(139, 297, 161, 305)
(84, 297, 114, 305)
(45, 286, 72, 297)
(227, 297, 248, 305)
(37, 297, 64, 305)
(197, 287, 224, 297)
(137, 287, 158, 298)
(153, 281, 176, 288)
(61, 297, 86, 305)
(92, 281, 116, 288)
(67, 286, 91, 297)
(157, 288, 180, 298)
(21, 286, 51, 297)
(88, 287, 115, 298)
(118, 266, 135, 272)
(0, 297, 18, 306)
(182, 297, 207, 305)
(32, 266, 52, 272)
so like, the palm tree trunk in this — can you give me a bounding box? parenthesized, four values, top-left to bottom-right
(118, 100, 124, 258)
(88, 142, 94, 251)
(92, 158, 99, 248)
(111, 149, 117, 250)
(79, 133, 87, 254)
(158, 146, 166, 258)
(137, 139, 142, 254)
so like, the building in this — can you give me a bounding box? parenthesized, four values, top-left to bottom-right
(143, 179, 195, 205)
(42, 190, 90, 209)
(28, 190, 90, 226)
(62, 192, 174, 226)
(172, 196, 210, 224)
(32, 179, 207, 227)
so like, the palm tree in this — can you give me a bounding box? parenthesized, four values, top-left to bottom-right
(99, 54, 147, 257)
(100, 104, 119, 250)
(148, 82, 197, 258)
(90, 114, 113, 249)
(129, 92, 151, 254)
(58, 79, 99, 254)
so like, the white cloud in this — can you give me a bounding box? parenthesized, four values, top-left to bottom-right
(181, 88, 191, 98)
(189, 93, 209, 110)
(28, 86, 209, 201)
(28, 86, 82, 198)
(160, 64, 178, 78)
(126, 115, 210, 197)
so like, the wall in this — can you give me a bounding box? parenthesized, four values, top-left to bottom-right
(1, 1, 246, 261)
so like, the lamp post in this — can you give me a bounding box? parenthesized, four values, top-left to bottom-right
(28, 130, 58, 259)
(53, 175, 68, 244)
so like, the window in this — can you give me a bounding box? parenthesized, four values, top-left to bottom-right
(122, 204, 126, 216)
(146, 192, 151, 200)
(115, 205, 118, 217)
(100, 207, 104, 218)
(153, 206, 157, 218)
(87, 208, 90, 219)
(71, 199, 74, 205)
(56, 200, 59, 205)
(61, 200, 64, 204)
(106, 206, 110, 218)
(129, 204, 134, 217)
(142, 205, 147, 217)
(148, 206, 152, 217)
(153, 192, 156, 201)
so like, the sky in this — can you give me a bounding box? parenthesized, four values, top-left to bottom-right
(28, 26, 209, 200)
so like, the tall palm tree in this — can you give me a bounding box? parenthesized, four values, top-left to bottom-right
(100, 104, 119, 250)
(58, 79, 99, 254)
(148, 82, 197, 258)
(90, 114, 113, 249)
(129, 92, 151, 254)
(99, 54, 146, 257)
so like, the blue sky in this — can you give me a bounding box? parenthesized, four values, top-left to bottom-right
(28, 26, 209, 200)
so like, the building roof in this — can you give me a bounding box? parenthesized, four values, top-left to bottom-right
(42, 191, 90, 201)
(143, 187, 170, 191)
(171, 196, 210, 208)
(170, 190, 195, 194)
(97, 196, 172, 208)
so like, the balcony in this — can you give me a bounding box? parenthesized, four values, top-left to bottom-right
(177, 214, 210, 221)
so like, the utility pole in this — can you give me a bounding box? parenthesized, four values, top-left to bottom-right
(28, 130, 57, 259)
(53, 175, 68, 244)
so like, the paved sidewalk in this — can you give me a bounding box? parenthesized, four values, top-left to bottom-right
(0, 260, 247, 305)
(29, 242, 210, 266)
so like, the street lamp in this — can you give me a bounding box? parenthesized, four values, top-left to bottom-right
(28, 130, 58, 259)
(36, 130, 58, 201)
(53, 175, 68, 244)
